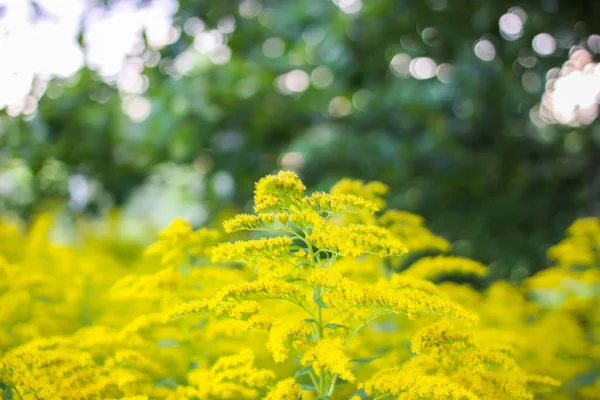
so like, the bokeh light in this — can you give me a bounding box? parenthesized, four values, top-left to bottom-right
(532, 33, 557, 56)
(588, 34, 600, 53)
(328, 96, 352, 118)
(352, 89, 373, 110)
(262, 37, 285, 58)
(535, 48, 600, 126)
(499, 8, 525, 41)
(280, 152, 306, 170)
(122, 95, 152, 123)
(311, 66, 334, 88)
(276, 69, 311, 95)
(0, 0, 179, 117)
(332, 0, 363, 15)
(409, 57, 437, 80)
(474, 39, 496, 61)
(436, 63, 455, 83)
(390, 53, 412, 78)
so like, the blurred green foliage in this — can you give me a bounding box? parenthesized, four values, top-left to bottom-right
(1, 0, 600, 278)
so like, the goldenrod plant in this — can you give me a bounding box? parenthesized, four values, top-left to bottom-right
(0, 171, 596, 399)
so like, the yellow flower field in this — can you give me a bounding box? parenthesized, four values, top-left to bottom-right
(1, 171, 598, 399)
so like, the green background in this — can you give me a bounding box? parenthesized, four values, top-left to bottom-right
(1, 0, 600, 279)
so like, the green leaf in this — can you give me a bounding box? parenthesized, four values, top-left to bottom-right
(300, 384, 316, 392)
(349, 356, 382, 364)
(325, 323, 348, 329)
(304, 318, 316, 323)
(294, 365, 313, 378)
(312, 288, 329, 308)
(294, 261, 310, 268)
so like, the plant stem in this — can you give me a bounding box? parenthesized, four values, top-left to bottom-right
(317, 372, 329, 399)
(327, 374, 338, 396)
(317, 300, 324, 338)
(315, 286, 326, 398)
(12, 386, 24, 400)
(301, 228, 334, 399)
(308, 371, 319, 389)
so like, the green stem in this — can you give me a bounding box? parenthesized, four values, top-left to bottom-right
(12, 386, 24, 400)
(327, 374, 338, 396)
(308, 371, 319, 389)
(324, 305, 359, 326)
(344, 310, 379, 345)
(315, 305, 327, 399)
(317, 300, 324, 338)
(318, 372, 328, 399)
(300, 228, 335, 399)
(287, 298, 316, 319)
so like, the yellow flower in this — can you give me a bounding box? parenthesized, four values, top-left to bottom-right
(119, 313, 165, 337)
(330, 178, 389, 210)
(567, 217, 600, 238)
(402, 256, 487, 281)
(307, 223, 407, 257)
(157, 218, 192, 239)
(361, 287, 479, 325)
(307, 268, 359, 292)
(267, 322, 311, 363)
(165, 299, 260, 321)
(546, 217, 600, 268)
(263, 378, 302, 400)
(181, 349, 276, 399)
(378, 209, 424, 227)
(212, 237, 293, 263)
(385, 274, 443, 295)
(302, 192, 379, 215)
(378, 210, 451, 254)
(411, 320, 474, 354)
(0, 172, 580, 400)
(254, 171, 306, 212)
(362, 368, 480, 400)
(217, 280, 302, 302)
(301, 338, 355, 382)
(145, 218, 221, 265)
(223, 213, 276, 233)
(308, 269, 477, 325)
(290, 209, 326, 229)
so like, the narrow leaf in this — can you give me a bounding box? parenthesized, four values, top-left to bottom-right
(312, 288, 329, 309)
(294, 365, 313, 378)
(325, 323, 348, 329)
(349, 356, 382, 364)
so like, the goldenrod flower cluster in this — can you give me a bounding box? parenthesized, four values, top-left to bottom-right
(301, 338, 355, 383)
(303, 192, 380, 215)
(402, 255, 488, 281)
(253, 170, 307, 212)
(144, 218, 221, 266)
(168, 349, 275, 399)
(211, 237, 293, 263)
(330, 178, 389, 210)
(263, 378, 302, 400)
(0, 171, 597, 399)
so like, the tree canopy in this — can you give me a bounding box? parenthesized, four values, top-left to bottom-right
(1, 0, 600, 277)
